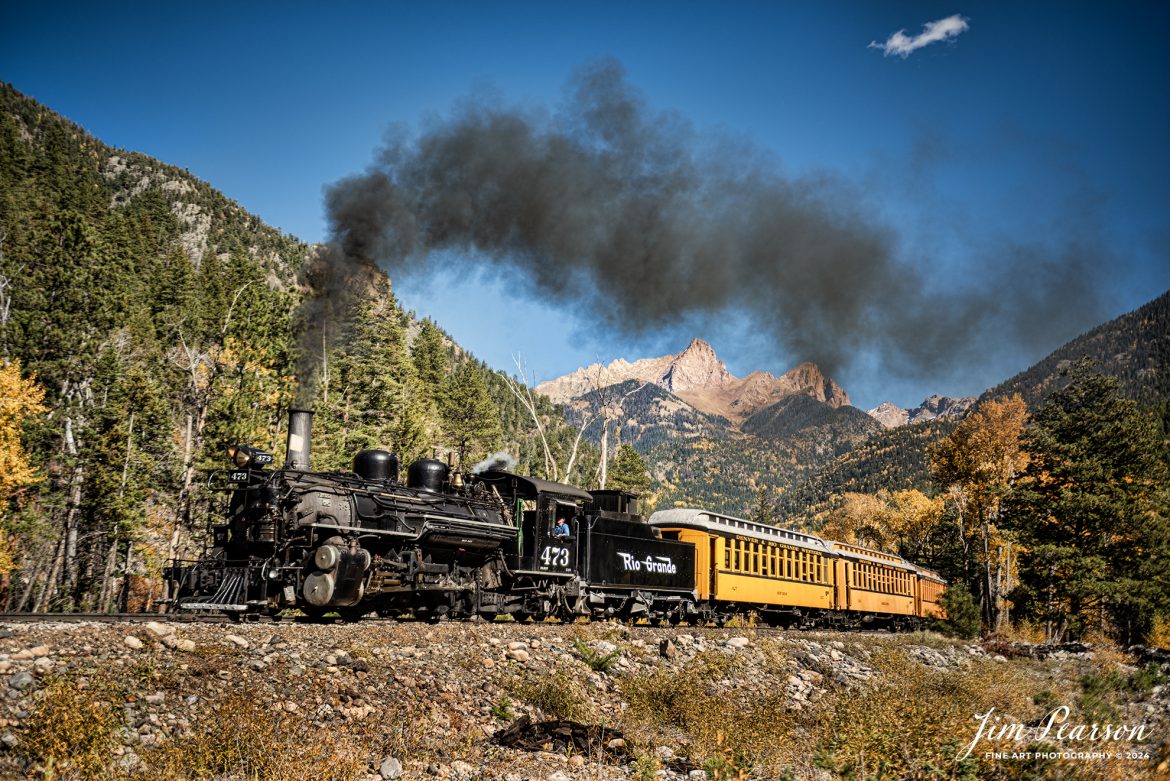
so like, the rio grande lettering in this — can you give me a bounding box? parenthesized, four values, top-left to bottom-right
(618, 552, 677, 574)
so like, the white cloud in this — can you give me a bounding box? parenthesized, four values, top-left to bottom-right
(870, 14, 970, 58)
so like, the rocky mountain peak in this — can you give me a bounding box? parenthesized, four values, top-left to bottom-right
(866, 401, 910, 429)
(661, 338, 734, 393)
(777, 362, 851, 408)
(537, 338, 853, 426)
(866, 395, 976, 429)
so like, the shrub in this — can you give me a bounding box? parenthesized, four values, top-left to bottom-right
(512, 670, 591, 721)
(491, 696, 514, 721)
(19, 676, 123, 779)
(933, 581, 981, 639)
(573, 638, 621, 672)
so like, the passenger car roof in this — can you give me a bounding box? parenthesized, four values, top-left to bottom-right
(648, 508, 832, 554)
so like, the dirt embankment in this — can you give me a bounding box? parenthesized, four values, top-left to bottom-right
(0, 620, 1165, 781)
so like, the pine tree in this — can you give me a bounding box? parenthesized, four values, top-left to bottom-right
(1005, 365, 1169, 643)
(607, 444, 651, 495)
(747, 484, 780, 526)
(412, 320, 450, 390)
(439, 361, 502, 467)
(315, 276, 429, 470)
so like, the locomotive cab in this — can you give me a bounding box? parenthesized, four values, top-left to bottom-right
(474, 470, 590, 577)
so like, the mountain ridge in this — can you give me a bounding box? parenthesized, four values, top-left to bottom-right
(866, 395, 977, 429)
(536, 338, 851, 426)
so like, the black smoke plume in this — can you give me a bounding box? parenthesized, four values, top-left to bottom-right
(319, 58, 1110, 382)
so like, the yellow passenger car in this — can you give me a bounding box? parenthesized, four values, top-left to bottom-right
(828, 542, 917, 619)
(914, 565, 947, 619)
(650, 508, 835, 624)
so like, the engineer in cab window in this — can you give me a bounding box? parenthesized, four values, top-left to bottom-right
(552, 516, 570, 538)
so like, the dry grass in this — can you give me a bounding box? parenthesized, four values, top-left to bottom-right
(621, 643, 1168, 781)
(18, 675, 124, 780)
(619, 651, 801, 776)
(510, 669, 593, 721)
(136, 687, 373, 781)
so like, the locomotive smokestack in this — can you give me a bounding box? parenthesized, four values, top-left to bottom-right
(285, 408, 314, 470)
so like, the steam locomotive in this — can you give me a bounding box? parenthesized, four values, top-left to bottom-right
(168, 410, 945, 627)
(168, 409, 697, 623)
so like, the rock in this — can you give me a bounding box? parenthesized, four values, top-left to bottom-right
(606, 737, 626, 750)
(547, 774, 571, 781)
(655, 745, 675, 760)
(248, 660, 267, 671)
(506, 649, 530, 662)
(660, 638, 676, 659)
(507, 641, 528, 651)
(380, 756, 403, 779)
(33, 656, 54, 673)
(1, 732, 18, 749)
(726, 637, 750, 649)
(594, 640, 618, 655)
(144, 622, 174, 638)
(568, 754, 586, 768)
(144, 692, 165, 705)
(224, 634, 249, 649)
(124, 636, 144, 650)
(161, 636, 196, 653)
(689, 772, 707, 780)
(993, 654, 1008, 663)
(28, 645, 50, 657)
(482, 658, 496, 669)
(8, 672, 34, 691)
(450, 760, 474, 779)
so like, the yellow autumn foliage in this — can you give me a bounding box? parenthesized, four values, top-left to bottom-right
(0, 360, 46, 576)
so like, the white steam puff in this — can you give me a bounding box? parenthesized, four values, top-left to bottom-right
(472, 451, 518, 475)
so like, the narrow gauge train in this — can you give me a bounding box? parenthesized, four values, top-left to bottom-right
(168, 410, 945, 628)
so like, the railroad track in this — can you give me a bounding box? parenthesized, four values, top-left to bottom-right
(0, 612, 899, 639)
(0, 612, 239, 624)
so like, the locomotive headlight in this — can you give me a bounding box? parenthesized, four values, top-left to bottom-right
(228, 446, 252, 467)
(227, 445, 274, 468)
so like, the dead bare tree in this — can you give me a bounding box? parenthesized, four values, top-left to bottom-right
(164, 282, 253, 604)
(504, 354, 558, 480)
(587, 367, 648, 490)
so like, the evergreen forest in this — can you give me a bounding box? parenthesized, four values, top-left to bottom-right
(0, 84, 599, 613)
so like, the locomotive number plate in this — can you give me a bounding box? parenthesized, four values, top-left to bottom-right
(540, 546, 570, 569)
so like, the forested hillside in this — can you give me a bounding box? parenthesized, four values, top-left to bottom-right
(778, 419, 958, 526)
(0, 84, 592, 613)
(982, 288, 1170, 409)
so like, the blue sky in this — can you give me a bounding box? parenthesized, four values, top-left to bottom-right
(3, 1, 1168, 409)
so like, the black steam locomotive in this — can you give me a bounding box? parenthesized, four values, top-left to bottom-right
(167, 410, 697, 623)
